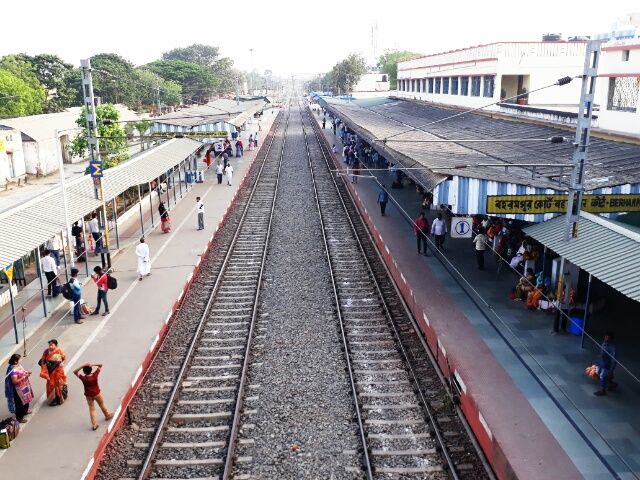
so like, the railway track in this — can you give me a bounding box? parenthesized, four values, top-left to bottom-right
(109, 107, 290, 480)
(300, 102, 491, 479)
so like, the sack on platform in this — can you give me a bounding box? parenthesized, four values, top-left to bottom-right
(80, 303, 92, 316)
(0, 417, 20, 442)
(0, 430, 9, 449)
(585, 364, 599, 380)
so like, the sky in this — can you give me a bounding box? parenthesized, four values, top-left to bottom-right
(1, 0, 639, 78)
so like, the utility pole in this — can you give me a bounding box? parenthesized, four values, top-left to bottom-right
(80, 58, 111, 268)
(249, 48, 254, 93)
(565, 40, 602, 241)
(156, 80, 161, 115)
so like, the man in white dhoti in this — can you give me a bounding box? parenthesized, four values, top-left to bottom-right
(135, 237, 151, 280)
(225, 164, 234, 186)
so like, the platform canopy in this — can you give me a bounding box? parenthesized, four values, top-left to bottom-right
(524, 211, 640, 302)
(0, 137, 201, 267)
(320, 96, 640, 193)
(153, 98, 268, 130)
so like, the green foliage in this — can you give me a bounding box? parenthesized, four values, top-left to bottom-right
(0, 70, 46, 117)
(377, 50, 422, 89)
(69, 104, 129, 168)
(21, 54, 80, 112)
(90, 53, 138, 106)
(330, 53, 367, 94)
(163, 44, 220, 68)
(134, 68, 182, 109)
(144, 60, 217, 103)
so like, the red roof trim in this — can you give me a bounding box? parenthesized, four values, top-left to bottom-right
(602, 44, 640, 52)
(399, 57, 497, 72)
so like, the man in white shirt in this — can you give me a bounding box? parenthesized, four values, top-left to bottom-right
(88, 213, 102, 254)
(46, 235, 61, 266)
(41, 249, 58, 296)
(216, 161, 224, 185)
(431, 213, 448, 251)
(135, 237, 151, 281)
(225, 164, 234, 186)
(196, 197, 205, 230)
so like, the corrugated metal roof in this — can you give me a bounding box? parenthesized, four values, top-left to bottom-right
(0, 105, 140, 143)
(321, 97, 640, 191)
(0, 138, 201, 266)
(153, 99, 267, 128)
(524, 211, 640, 302)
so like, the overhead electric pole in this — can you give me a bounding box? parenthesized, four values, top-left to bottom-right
(565, 40, 602, 241)
(80, 58, 111, 267)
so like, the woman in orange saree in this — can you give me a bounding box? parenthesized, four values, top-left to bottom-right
(38, 339, 68, 406)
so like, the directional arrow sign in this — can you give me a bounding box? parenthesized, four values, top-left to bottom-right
(90, 160, 103, 178)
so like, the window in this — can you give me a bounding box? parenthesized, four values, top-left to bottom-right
(428, 78, 434, 93)
(607, 77, 639, 112)
(423, 79, 427, 92)
(622, 50, 630, 62)
(412, 79, 417, 92)
(471, 76, 481, 96)
(483, 76, 495, 97)
(451, 77, 459, 95)
(443, 77, 449, 94)
(460, 77, 469, 95)
(435, 77, 441, 94)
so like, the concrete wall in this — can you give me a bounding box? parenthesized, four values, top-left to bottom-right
(353, 72, 390, 92)
(22, 138, 59, 176)
(0, 129, 26, 185)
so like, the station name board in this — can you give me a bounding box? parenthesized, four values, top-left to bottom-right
(150, 131, 229, 138)
(487, 194, 640, 214)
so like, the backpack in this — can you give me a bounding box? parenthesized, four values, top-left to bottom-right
(61, 282, 72, 300)
(107, 275, 118, 290)
(0, 417, 20, 444)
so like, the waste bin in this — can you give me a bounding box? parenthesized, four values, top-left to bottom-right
(568, 313, 585, 336)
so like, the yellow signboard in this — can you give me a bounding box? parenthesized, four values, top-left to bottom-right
(0, 139, 5, 152)
(150, 131, 229, 138)
(3, 264, 14, 283)
(487, 194, 640, 214)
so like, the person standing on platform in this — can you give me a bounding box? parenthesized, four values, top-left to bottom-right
(351, 159, 360, 184)
(41, 249, 58, 296)
(413, 211, 430, 256)
(159, 201, 171, 233)
(332, 144, 337, 154)
(431, 213, 448, 251)
(135, 237, 151, 280)
(69, 267, 84, 324)
(216, 161, 224, 185)
(322, 117, 326, 129)
(552, 270, 573, 334)
(248, 134, 254, 151)
(254, 132, 259, 148)
(91, 266, 110, 316)
(196, 197, 205, 230)
(88, 213, 102, 255)
(594, 332, 617, 396)
(225, 163, 234, 186)
(73, 363, 113, 430)
(377, 186, 389, 216)
(71, 221, 85, 262)
(473, 227, 489, 271)
(236, 138, 244, 157)
(46, 235, 61, 266)
(5, 353, 34, 423)
(38, 339, 68, 405)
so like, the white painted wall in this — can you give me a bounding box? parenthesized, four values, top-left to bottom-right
(0, 129, 26, 184)
(353, 72, 390, 92)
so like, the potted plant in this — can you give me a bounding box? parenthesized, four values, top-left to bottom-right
(517, 88, 529, 105)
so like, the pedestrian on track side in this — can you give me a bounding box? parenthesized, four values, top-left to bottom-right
(431, 213, 448, 251)
(73, 363, 113, 430)
(91, 266, 110, 316)
(413, 211, 430, 256)
(473, 227, 489, 271)
(216, 161, 224, 184)
(377, 185, 389, 216)
(225, 163, 234, 186)
(135, 237, 151, 280)
(196, 197, 205, 230)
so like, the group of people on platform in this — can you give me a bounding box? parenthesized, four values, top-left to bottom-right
(5, 339, 113, 432)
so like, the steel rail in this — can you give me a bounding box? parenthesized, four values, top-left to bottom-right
(303, 103, 461, 479)
(222, 102, 291, 478)
(137, 108, 287, 480)
(297, 100, 374, 479)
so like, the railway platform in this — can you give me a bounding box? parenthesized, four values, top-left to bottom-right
(315, 115, 639, 480)
(0, 109, 279, 479)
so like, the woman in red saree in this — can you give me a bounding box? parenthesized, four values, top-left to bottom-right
(39, 339, 68, 406)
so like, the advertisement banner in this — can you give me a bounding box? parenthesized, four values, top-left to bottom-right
(486, 194, 640, 214)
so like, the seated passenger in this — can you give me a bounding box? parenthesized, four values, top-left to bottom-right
(514, 268, 535, 300)
(527, 285, 546, 310)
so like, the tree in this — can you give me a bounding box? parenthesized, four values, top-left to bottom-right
(162, 44, 220, 69)
(0, 55, 47, 114)
(90, 53, 138, 106)
(0, 70, 46, 117)
(330, 53, 367, 94)
(134, 68, 182, 110)
(144, 60, 217, 103)
(69, 104, 128, 167)
(378, 50, 422, 89)
(125, 120, 154, 150)
(23, 54, 80, 112)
